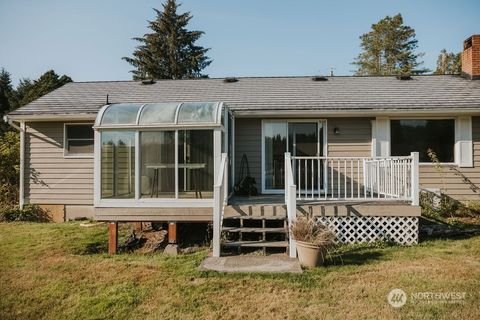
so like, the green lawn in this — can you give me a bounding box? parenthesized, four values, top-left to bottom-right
(0, 221, 479, 320)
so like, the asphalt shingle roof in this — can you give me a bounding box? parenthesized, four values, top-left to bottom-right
(7, 75, 480, 117)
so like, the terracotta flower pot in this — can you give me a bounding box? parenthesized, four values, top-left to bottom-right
(295, 240, 327, 268)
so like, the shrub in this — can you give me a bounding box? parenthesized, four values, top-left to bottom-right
(455, 200, 480, 217)
(0, 131, 20, 206)
(0, 204, 51, 222)
(420, 190, 478, 219)
(290, 217, 335, 247)
(420, 190, 457, 219)
(423, 149, 480, 219)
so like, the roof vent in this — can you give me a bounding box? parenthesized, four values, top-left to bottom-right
(224, 77, 238, 83)
(312, 75, 328, 81)
(141, 79, 156, 85)
(396, 74, 412, 80)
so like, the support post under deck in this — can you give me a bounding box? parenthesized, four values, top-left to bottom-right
(108, 222, 118, 255)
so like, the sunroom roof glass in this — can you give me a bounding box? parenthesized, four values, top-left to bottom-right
(101, 103, 142, 125)
(177, 102, 217, 123)
(138, 103, 178, 125)
(98, 102, 222, 126)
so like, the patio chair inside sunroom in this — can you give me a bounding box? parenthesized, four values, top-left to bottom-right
(93, 102, 231, 207)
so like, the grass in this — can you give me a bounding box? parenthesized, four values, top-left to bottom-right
(0, 222, 479, 320)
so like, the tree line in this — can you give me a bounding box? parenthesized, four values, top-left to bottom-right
(122, 3, 461, 79)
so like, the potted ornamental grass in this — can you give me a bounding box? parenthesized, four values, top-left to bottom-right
(290, 218, 336, 268)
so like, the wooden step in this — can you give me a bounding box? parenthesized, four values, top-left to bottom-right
(222, 240, 288, 248)
(222, 227, 287, 233)
(223, 215, 286, 221)
(223, 226, 287, 233)
(224, 205, 287, 217)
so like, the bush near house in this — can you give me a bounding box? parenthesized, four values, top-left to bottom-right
(0, 131, 20, 207)
(0, 204, 51, 222)
(421, 149, 480, 219)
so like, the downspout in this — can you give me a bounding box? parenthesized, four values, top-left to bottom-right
(3, 115, 25, 209)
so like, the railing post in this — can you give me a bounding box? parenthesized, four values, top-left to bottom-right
(212, 153, 227, 258)
(288, 185, 297, 258)
(213, 185, 221, 257)
(284, 153, 291, 204)
(411, 152, 419, 206)
(223, 153, 228, 202)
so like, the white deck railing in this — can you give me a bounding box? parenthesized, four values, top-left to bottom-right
(212, 153, 228, 257)
(288, 152, 419, 205)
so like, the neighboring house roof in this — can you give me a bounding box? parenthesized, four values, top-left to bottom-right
(6, 75, 480, 119)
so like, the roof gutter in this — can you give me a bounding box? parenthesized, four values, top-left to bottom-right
(5, 107, 480, 121)
(3, 115, 22, 131)
(233, 108, 480, 117)
(4, 114, 97, 122)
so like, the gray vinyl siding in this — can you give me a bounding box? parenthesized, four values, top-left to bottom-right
(25, 122, 94, 205)
(326, 118, 372, 197)
(419, 116, 480, 201)
(233, 118, 262, 188)
(327, 118, 372, 157)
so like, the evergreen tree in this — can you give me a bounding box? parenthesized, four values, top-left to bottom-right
(0, 68, 13, 116)
(434, 49, 461, 75)
(11, 70, 72, 109)
(123, 0, 211, 80)
(353, 14, 423, 75)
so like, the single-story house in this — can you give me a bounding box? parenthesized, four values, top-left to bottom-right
(4, 35, 480, 257)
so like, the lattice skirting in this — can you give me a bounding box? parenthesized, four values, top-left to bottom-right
(316, 216, 418, 245)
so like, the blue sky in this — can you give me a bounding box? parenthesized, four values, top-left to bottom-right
(0, 0, 479, 85)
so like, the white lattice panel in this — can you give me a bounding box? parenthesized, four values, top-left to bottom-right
(316, 216, 418, 245)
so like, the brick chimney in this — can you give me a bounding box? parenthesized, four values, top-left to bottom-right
(461, 35, 480, 80)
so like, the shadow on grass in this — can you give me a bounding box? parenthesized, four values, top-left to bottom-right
(74, 241, 108, 255)
(84, 242, 108, 254)
(326, 250, 384, 267)
(419, 216, 480, 242)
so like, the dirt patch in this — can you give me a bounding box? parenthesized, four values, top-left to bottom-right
(121, 229, 168, 253)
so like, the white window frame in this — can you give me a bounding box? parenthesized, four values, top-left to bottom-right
(384, 116, 472, 166)
(261, 119, 328, 194)
(64, 123, 94, 158)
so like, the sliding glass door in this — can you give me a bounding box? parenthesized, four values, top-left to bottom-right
(263, 120, 325, 193)
(264, 122, 287, 191)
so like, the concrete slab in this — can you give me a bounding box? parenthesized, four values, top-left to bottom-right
(199, 255, 302, 273)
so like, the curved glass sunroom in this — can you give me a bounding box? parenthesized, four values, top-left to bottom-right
(96, 102, 223, 127)
(94, 102, 231, 207)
